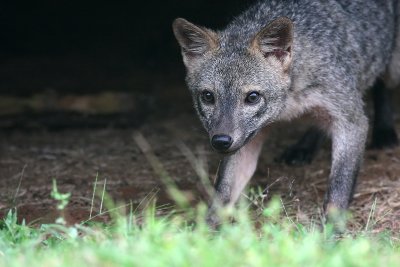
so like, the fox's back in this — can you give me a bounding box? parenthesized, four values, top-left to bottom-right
(223, 0, 398, 91)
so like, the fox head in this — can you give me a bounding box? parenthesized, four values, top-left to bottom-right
(172, 17, 293, 153)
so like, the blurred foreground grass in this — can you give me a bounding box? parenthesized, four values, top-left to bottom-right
(1, 133, 399, 267)
(0, 198, 399, 267)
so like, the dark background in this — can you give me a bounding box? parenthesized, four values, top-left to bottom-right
(0, 0, 256, 96)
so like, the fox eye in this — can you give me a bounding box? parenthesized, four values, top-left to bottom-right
(201, 90, 215, 104)
(245, 91, 261, 104)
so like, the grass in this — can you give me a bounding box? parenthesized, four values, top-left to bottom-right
(0, 196, 399, 267)
(1, 134, 399, 267)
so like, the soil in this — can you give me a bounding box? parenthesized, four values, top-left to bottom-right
(1, 108, 400, 233)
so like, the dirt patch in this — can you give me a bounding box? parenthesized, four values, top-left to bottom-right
(0, 113, 399, 233)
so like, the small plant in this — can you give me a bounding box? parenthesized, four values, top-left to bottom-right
(0, 209, 35, 246)
(50, 179, 71, 211)
(50, 179, 71, 225)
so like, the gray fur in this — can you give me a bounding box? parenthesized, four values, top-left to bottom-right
(173, 0, 400, 226)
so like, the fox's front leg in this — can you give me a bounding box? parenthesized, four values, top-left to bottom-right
(206, 131, 267, 227)
(324, 113, 368, 224)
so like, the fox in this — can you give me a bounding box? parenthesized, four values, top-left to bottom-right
(172, 0, 400, 226)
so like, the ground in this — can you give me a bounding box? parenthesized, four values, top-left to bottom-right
(1, 105, 399, 233)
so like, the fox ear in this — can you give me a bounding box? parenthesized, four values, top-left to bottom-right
(172, 18, 218, 67)
(251, 17, 293, 69)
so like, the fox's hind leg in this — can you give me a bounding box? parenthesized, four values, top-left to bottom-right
(277, 127, 325, 166)
(384, 13, 400, 92)
(372, 24, 400, 148)
(370, 78, 398, 149)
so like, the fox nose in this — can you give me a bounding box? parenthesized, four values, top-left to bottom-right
(211, 135, 233, 152)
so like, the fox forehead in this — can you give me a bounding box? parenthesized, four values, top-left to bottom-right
(192, 81, 263, 94)
(192, 58, 264, 89)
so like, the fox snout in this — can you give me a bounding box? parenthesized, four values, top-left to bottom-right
(209, 129, 258, 154)
(211, 134, 233, 152)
